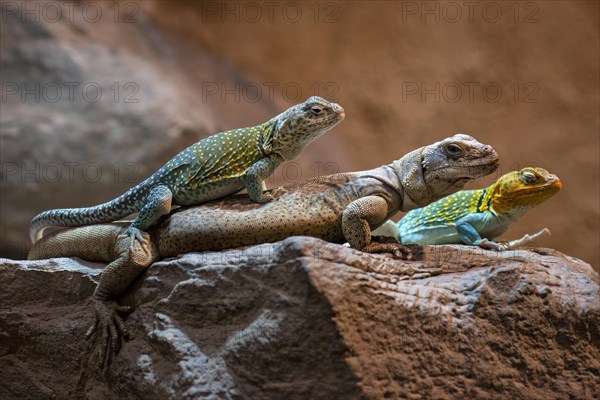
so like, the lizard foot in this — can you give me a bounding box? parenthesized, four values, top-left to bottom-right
(478, 228, 551, 251)
(125, 226, 147, 249)
(363, 238, 414, 260)
(117, 230, 157, 264)
(85, 298, 134, 367)
(503, 228, 551, 249)
(252, 194, 272, 204)
(476, 238, 502, 250)
(268, 186, 289, 199)
(252, 187, 290, 203)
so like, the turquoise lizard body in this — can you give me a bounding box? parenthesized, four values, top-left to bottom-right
(30, 96, 345, 243)
(374, 167, 561, 250)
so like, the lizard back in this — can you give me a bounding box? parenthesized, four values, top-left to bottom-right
(154, 173, 397, 257)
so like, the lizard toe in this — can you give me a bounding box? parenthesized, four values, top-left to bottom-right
(363, 241, 413, 260)
(89, 299, 135, 367)
(477, 239, 498, 250)
(85, 320, 99, 341)
(125, 227, 145, 248)
(270, 187, 289, 199)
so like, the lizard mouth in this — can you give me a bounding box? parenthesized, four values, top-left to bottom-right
(436, 159, 499, 179)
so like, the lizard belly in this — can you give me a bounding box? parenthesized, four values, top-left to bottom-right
(400, 224, 461, 245)
(172, 176, 246, 206)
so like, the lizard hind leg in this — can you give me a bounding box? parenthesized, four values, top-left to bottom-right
(505, 228, 551, 248)
(127, 185, 173, 245)
(87, 230, 159, 367)
(479, 228, 551, 251)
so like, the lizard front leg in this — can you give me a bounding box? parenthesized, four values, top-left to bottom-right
(86, 230, 158, 366)
(456, 215, 550, 250)
(245, 156, 286, 203)
(455, 218, 490, 248)
(342, 196, 412, 259)
(127, 185, 173, 244)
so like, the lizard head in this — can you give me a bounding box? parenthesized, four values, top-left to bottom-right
(398, 134, 499, 208)
(270, 96, 345, 160)
(488, 167, 561, 216)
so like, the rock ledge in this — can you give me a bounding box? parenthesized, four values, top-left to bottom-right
(1, 237, 598, 399)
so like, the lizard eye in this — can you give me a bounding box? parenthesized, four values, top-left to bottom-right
(522, 171, 537, 184)
(310, 105, 323, 115)
(444, 143, 463, 157)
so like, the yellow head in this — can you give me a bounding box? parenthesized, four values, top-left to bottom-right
(489, 167, 562, 215)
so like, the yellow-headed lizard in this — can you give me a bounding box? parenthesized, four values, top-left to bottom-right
(30, 96, 344, 243)
(374, 167, 561, 250)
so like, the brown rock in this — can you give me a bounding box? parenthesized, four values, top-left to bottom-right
(1, 238, 598, 399)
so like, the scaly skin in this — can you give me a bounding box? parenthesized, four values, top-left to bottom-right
(28, 134, 499, 365)
(30, 96, 345, 243)
(374, 167, 561, 249)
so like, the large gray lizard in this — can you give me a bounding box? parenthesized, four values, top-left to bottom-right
(29, 134, 499, 364)
(30, 96, 345, 243)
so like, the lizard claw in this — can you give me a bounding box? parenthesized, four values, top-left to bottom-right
(363, 238, 414, 260)
(269, 186, 289, 199)
(118, 229, 156, 262)
(392, 244, 413, 260)
(86, 298, 134, 367)
(125, 227, 146, 249)
(253, 187, 289, 203)
(477, 238, 500, 250)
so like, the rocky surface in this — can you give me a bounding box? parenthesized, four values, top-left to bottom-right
(1, 237, 598, 399)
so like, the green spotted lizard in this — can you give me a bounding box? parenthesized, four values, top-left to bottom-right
(30, 96, 345, 243)
(373, 167, 561, 250)
(28, 134, 498, 363)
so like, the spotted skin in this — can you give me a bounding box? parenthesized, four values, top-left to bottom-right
(28, 134, 499, 364)
(29, 134, 500, 260)
(30, 96, 345, 243)
(392, 167, 562, 249)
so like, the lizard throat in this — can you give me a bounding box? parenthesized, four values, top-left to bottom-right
(362, 164, 421, 211)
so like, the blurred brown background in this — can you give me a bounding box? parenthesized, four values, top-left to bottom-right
(1, 1, 598, 270)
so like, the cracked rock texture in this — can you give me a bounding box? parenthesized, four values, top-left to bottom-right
(1, 237, 599, 399)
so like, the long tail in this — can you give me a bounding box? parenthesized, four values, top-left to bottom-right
(28, 224, 128, 261)
(29, 185, 149, 243)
